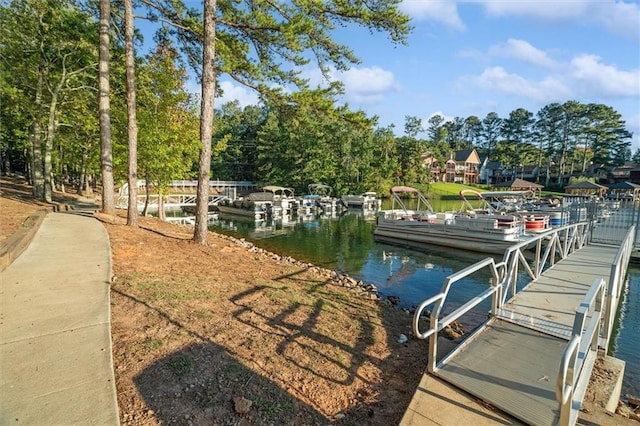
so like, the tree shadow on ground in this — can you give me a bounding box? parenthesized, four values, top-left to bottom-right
(117, 262, 429, 426)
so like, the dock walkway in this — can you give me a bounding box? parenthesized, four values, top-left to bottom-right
(401, 241, 628, 426)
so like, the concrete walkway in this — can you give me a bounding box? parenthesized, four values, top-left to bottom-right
(0, 209, 119, 425)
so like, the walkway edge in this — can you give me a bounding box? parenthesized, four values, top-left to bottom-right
(0, 208, 48, 272)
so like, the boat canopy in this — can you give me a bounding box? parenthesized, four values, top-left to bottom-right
(389, 186, 433, 213)
(247, 191, 275, 202)
(390, 186, 421, 194)
(308, 184, 333, 195)
(262, 185, 295, 197)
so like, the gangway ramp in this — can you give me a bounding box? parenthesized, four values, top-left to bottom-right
(402, 223, 633, 426)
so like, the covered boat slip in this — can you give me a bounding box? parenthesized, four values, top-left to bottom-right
(402, 241, 626, 426)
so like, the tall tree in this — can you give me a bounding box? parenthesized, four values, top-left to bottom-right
(124, 0, 138, 226)
(404, 115, 423, 138)
(534, 103, 562, 185)
(1, 0, 98, 202)
(99, 0, 115, 214)
(144, 0, 411, 244)
(193, 0, 216, 244)
(479, 112, 503, 159)
(502, 108, 534, 170)
(556, 101, 585, 185)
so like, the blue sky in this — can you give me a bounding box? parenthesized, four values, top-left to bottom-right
(141, 1, 640, 151)
(213, 0, 640, 151)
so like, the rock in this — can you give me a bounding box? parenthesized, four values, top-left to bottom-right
(398, 334, 408, 344)
(387, 295, 400, 305)
(233, 396, 252, 414)
(617, 401, 633, 418)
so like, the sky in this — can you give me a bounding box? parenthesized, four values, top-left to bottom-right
(145, 0, 640, 151)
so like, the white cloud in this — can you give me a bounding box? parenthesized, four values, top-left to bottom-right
(475, 0, 640, 40)
(305, 65, 399, 104)
(590, 1, 640, 40)
(338, 66, 399, 103)
(569, 54, 640, 98)
(476, 0, 590, 20)
(489, 39, 560, 70)
(216, 81, 260, 108)
(400, 0, 466, 30)
(472, 66, 572, 102)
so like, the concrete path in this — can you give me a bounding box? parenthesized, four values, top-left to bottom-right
(0, 209, 119, 425)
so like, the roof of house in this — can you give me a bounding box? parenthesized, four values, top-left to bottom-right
(494, 178, 544, 190)
(454, 149, 478, 162)
(565, 181, 607, 190)
(608, 181, 640, 189)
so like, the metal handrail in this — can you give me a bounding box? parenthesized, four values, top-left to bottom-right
(412, 221, 591, 375)
(498, 222, 590, 307)
(556, 278, 606, 426)
(603, 225, 635, 351)
(412, 257, 500, 373)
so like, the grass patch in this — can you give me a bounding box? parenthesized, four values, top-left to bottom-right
(166, 354, 192, 376)
(142, 338, 163, 352)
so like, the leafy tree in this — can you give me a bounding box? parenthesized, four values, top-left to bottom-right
(463, 116, 482, 148)
(1, 0, 99, 202)
(136, 39, 200, 216)
(140, 0, 411, 243)
(404, 115, 423, 138)
(479, 112, 502, 159)
(502, 108, 534, 170)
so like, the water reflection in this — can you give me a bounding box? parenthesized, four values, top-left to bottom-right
(209, 210, 494, 310)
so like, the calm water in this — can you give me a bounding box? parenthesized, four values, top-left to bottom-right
(208, 209, 639, 397)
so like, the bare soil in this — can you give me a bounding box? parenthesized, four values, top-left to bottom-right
(2, 175, 638, 425)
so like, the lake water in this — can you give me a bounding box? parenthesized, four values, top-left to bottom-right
(208, 209, 639, 398)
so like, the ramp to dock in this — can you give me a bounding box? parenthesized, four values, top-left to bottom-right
(402, 244, 621, 426)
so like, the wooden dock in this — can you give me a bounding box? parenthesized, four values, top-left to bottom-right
(401, 241, 629, 426)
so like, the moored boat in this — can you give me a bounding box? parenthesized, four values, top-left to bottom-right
(217, 192, 282, 219)
(262, 185, 299, 214)
(341, 191, 380, 209)
(302, 184, 345, 214)
(374, 186, 542, 254)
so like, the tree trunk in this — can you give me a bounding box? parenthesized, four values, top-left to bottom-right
(142, 176, 150, 217)
(99, 0, 115, 214)
(193, 0, 217, 244)
(125, 0, 138, 227)
(78, 150, 88, 196)
(31, 67, 45, 199)
(44, 85, 61, 203)
(157, 189, 166, 221)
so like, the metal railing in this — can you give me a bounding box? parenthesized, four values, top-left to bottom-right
(603, 225, 635, 350)
(556, 278, 606, 426)
(555, 224, 634, 425)
(411, 219, 634, 426)
(116, 193, 227, 210)
(498, 222, 591, 306)
(412, 257, 501, 373)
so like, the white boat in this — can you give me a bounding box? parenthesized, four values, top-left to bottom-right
(262, 185, 299, 214)
(216, 192, 282, 219)
(341, 191, 380, 209)
(301, 184, 345, 214)
(460, 189, 552, 233)
(374, 186, 537, 254)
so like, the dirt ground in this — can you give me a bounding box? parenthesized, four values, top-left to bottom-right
(1, 175, 638, 426)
